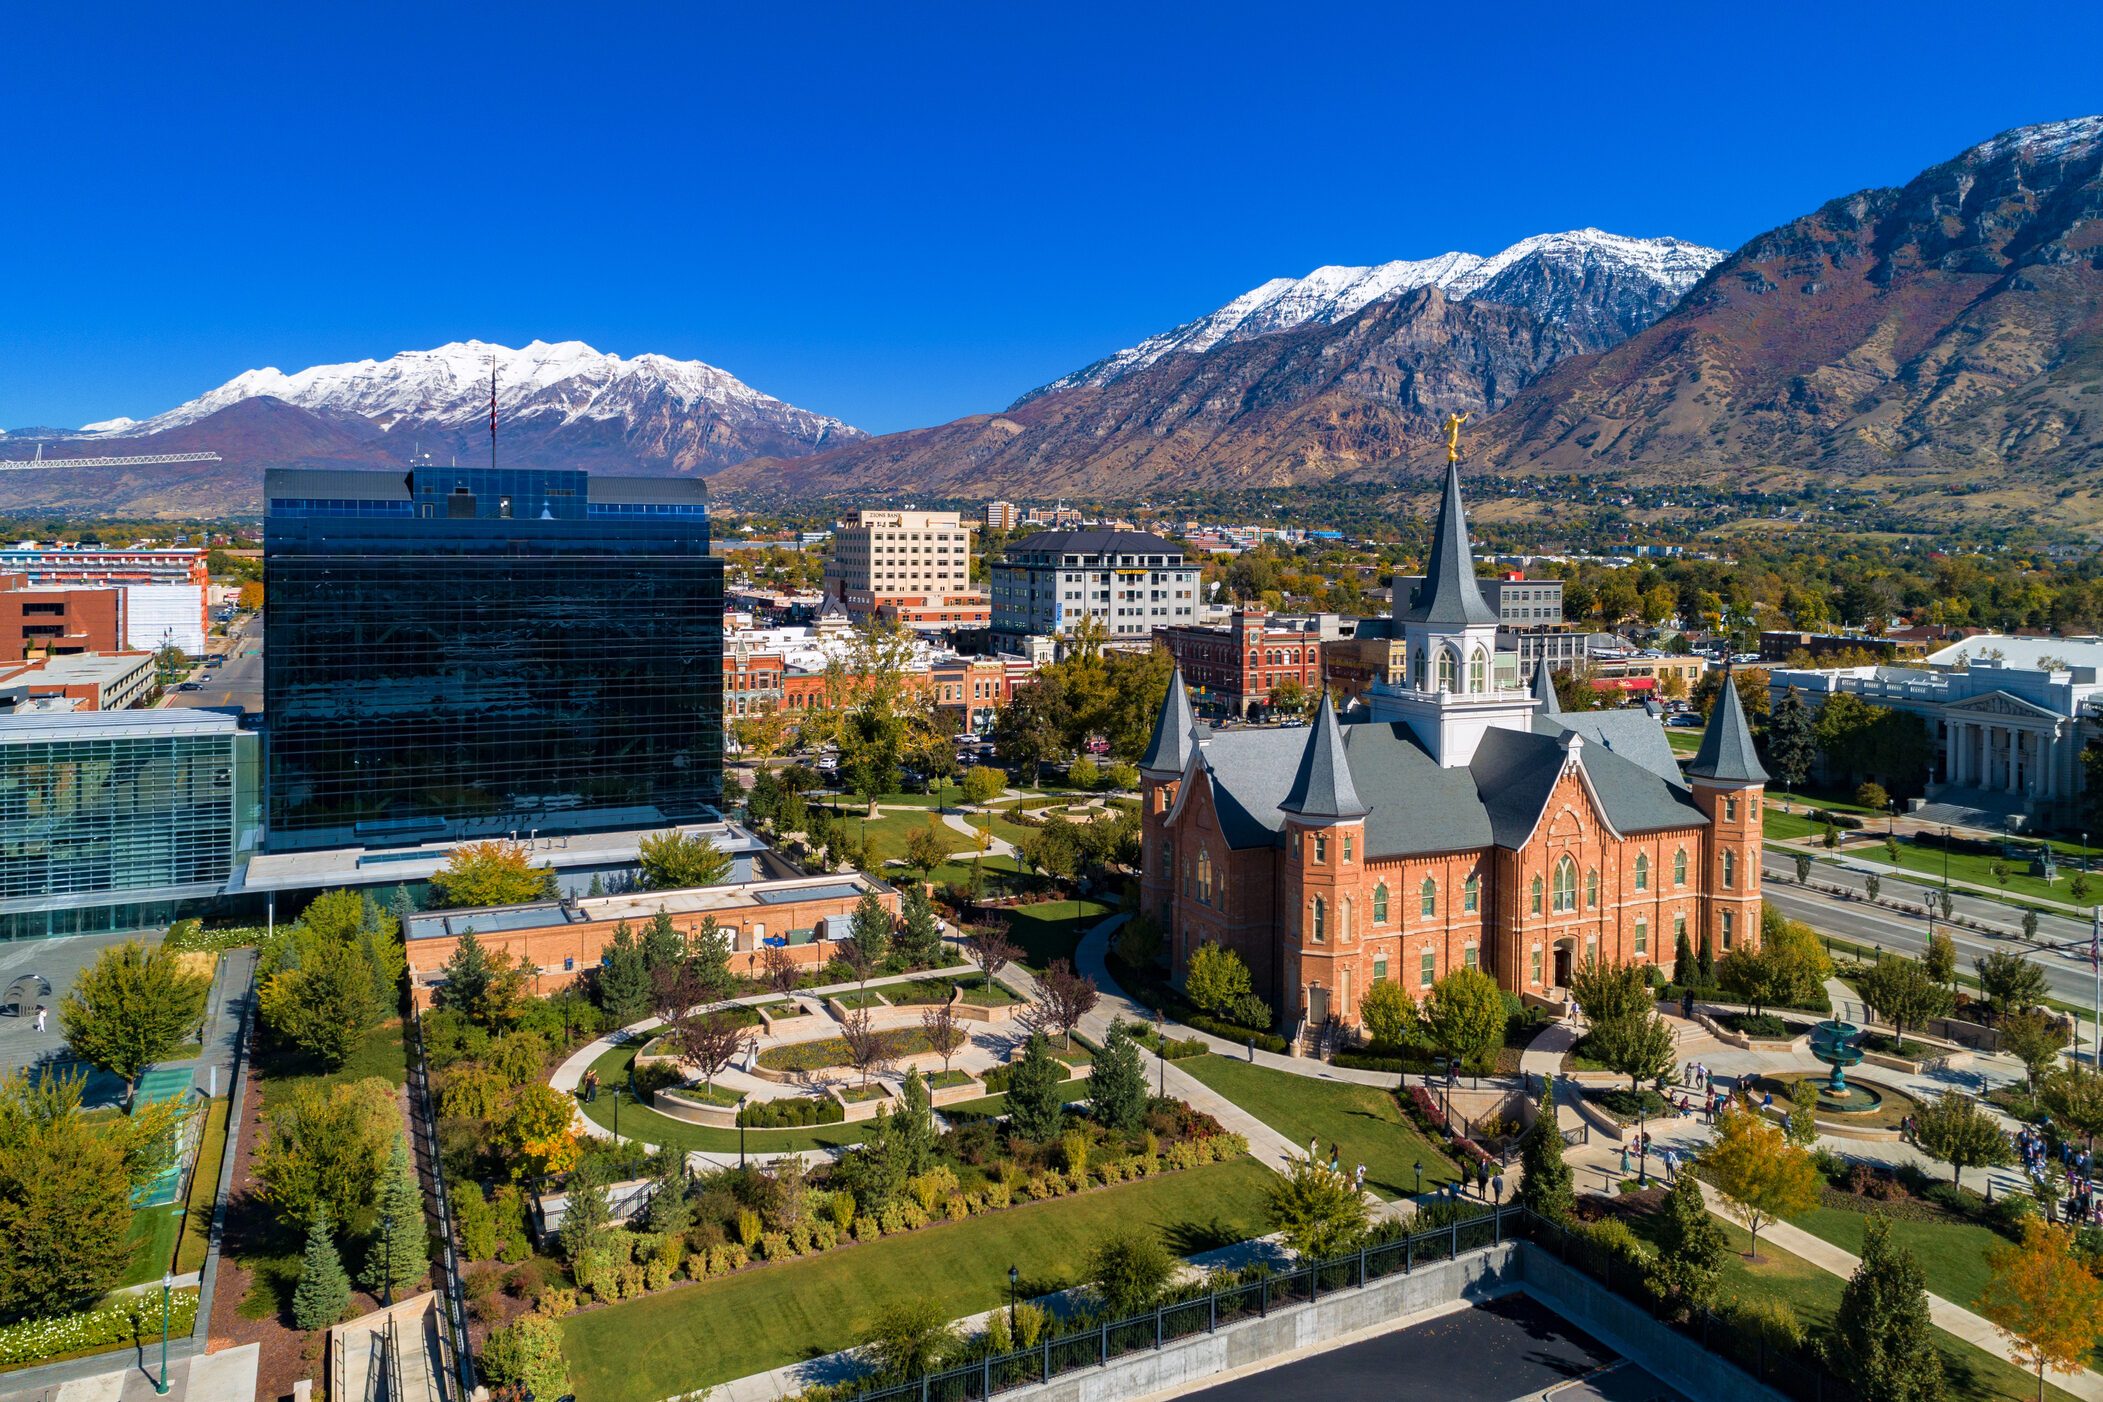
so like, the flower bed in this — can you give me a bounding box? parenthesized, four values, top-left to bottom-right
(1132, 1030, 1208, 1061)
(758, 1029, 936, 1075)
(1587, 1087, 1675, 1125)
(0, 1288, 200, 1368)
(839, 1083, 890, 1104)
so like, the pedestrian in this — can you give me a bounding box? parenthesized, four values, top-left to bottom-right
(1491, 1173, 1505, 1203)
(1328, 1142, 1340, 1174)
(1310, 1136, 1320, 1163)
(1620, 1145, 1631, 1175)
(1353, 1163, 1366, 1193)
(33, 1003, 47, 1033)
(1664, 1149, 1677, 1183)
(1476, 1160, 1490, 1198)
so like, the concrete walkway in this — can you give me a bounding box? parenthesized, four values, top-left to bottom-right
(941, 809, 1018, 857)
(1690, 1179, 2103, 1400)
(0, 1345, 257, 1402)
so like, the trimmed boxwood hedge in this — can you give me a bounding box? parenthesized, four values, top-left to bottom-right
(736, 1094, 845, 1128)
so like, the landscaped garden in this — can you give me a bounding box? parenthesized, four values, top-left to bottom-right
(1175, 1055, 1460, 1199)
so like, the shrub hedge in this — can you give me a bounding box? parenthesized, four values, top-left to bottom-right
(736, 1094, 845, 1128)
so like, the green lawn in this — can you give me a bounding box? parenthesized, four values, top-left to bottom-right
(1175, 1055, 1459, 1199)
(856, 809, 974, 868)
(175, 1096, 232, 1273)
(561, 1158, 1276, 1402)
(1625, 1209, 2076, 1402)
(578, 1039, 864, 1153)
(942, 1076, 1087, 1122)
(1004, 899, 1112, 972)
(1789, 1205, 1999, 1319)
(120, 1203, 184, 1287)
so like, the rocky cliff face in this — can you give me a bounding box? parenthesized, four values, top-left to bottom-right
(718, 286, 1605, 498)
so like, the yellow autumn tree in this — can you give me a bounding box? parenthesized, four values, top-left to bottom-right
(1979, 1218, 2103, 1401)
(1701, 1096, 1820, 1262)
(499, 1082, 581, 1180)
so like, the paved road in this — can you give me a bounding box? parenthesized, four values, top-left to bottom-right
(1762, 854, 2103, 1012)
(1183, 1295, 1678, 1402)
(166, 617, 262, 715)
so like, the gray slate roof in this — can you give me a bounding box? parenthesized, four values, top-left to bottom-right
(1687, 673, 1769, 784)
(1279, 693, 1367, 819)
(1140, 668, 1206, 777)
(1194, 711, 1706, 856)
(1396, 463, 1498, 628)
(1532, 663, 1562, 716)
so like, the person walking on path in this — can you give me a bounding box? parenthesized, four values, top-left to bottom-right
(33, 1003, 47, 1032)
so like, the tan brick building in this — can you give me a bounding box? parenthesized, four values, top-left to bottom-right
(1137, 466, 1766, 1038)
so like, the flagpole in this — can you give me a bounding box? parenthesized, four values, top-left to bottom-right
(2091, 903, 2099, 1069)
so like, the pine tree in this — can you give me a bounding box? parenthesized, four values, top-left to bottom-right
(893, 1070, 938, 1177)
(1518, 1081, 1573, 1221)
(1766, 686, 1818, 792)
(597, 920, 651, 1026)
(1088, 1021, 1149, 1131)
(441, 930, 493, 1018)
(360, 1135, 428, 1298)
(1829, 1215, 1946, 1401)
(1673, 925, 1697, 987)
(850, 892, 893, 966)
(689, 915, 732, 997)
(1004, 1032, 1067, 1142)
(896, 885, 944, 967)
(1649, 1171, 1726, 1312)
(292, 1209, 352, 1330)
(1696, 930, 1715, 986)
(558, 1160, 612, 1263)
(644, 1150, 692, 1236)
(585, 873, 606, 898)
(642, 909, 685, 973)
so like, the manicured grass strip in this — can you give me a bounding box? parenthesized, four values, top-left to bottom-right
(120, 1204, 183, 1287)
(1175, 1055, 1460, 1200)
(579, 1040, 862, 1153)
(561, 1159, 1275, 1402)
(942, 1076, 1086, 1121)
(1626, 1208, 2078, 1402)
(175, 1096, 232, 1274)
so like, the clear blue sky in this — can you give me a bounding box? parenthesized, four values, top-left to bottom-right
(6, 1, 2100, 436)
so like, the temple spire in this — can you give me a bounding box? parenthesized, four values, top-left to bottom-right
(1398, 461, 1497, 627)
(1532, 663, 1561, 717)
(1139, 666, 1204, 778)
(1688, 668, 1768, 784)
(1280, 691, 1367, 819)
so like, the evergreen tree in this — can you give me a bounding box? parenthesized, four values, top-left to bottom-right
(893, 1069, 938, 1177)
(1518, 1081, 1573, 1221)
(688, 915, 733, 997)
(585, 873, 606, 898)
(850, 892, 893, 966)
(389, 883, 417, 931)
(440, 930, 492, 1017)
(1829, 1216, 1946, 1401)
(1696, 930, 1715, 985)
(1673, 924, 1697, 987)
(597, 920, 651, 1026)
(896, 885, 944, 968)
(558, 1159, 612, 1263)
(1088, 1021, 1149, 1131)
(642, 908, 685, 973)
(1004, 1032, 1067, 1142)
(644, 1150, 692, 1236)
(1649, 1171, 1727, 1312)
(292, 1209, 352, 1330)
(360, 1135, 428, 1298)
(1766, 686, 1818, 792)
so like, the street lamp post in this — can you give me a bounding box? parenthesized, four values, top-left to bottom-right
(611, 1086, 623, 1142)
(1155, 1009, 1166, 1099)
(1637, 1107, 1649, 1186)
(1008, 1265, 1019, 1336)
(156, 1271, 173, 1394)
(1413, 1161, 1423, 1199)
(740, 1119, 748, 1170)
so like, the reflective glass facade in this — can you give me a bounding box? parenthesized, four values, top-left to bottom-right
(0, 713, 258, 940)
(264, 467, 724, 852)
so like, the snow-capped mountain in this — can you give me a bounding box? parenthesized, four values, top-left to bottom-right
(1020, 229, 1723, 402)
(119, 339, 860, 461)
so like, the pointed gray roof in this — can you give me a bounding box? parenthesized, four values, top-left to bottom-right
(1688, 670, 1769, 785)
(1139, 666, 1203, 778)
(1279, 692, 1368, 819)
(1397, 463, 1498, 628)
(1532, 664, 1562, 717)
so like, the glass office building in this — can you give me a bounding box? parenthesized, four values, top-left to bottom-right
(0, 711, 259, 940)
(264, 466, 724, 852)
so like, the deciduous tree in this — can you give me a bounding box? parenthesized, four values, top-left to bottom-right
(1422, 967, 1506, 1071)
(1702, 1098, 1820, 1261)
(254, 1076, 400, 1230)
(968, 921, 1019, 995)
(2042, 1066, 2103, 1147)
(920, 1002, 968, 1080)
(840, 1007, 897, 1090)
(1588, 1009, 1676, 1094)
(60, 939, 211, 1094)
(1358, 978, 1416, 1048)
(1026, 959, 1098, 1050)
(1980, 1219, 2103, 1402)
(1914, 1091, 2014, 1185)
(0, 1071, 137, 1319)
(1265, 1157, 1368, 1261)
(1854, 955, 1953, 1042)
(1184, 941, 1254, 1020)
(639, 829, 733, 892)
(1999, 1010, 2071, 1093)
(1976, 950, 2050, 1017)
(758, 943, 801, 998)
(675, 1010, 750, 1090)
(430, 840, 550, 909)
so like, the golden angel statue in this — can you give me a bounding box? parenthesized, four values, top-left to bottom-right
(1442, 411, 1470, 466)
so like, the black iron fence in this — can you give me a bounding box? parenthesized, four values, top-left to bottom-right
(838, 1208, 1519, 1402)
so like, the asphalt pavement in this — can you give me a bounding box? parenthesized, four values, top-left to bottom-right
(164, 617, 262, 716)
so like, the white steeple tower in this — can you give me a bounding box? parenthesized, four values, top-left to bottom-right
(1365, 462, 1538, 765)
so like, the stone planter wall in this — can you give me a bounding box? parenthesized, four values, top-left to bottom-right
(1692, 1007, 1810, 1054)
(653, 1086, 745, 1128)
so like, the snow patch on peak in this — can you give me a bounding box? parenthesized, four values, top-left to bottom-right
(1023, 230, 1725, 402)
(122, 340, 860, 444)
(1966, 115, 2103, 163)
(78, 416, 140, 434)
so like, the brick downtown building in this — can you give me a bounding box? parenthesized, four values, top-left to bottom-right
(1136, 464, 1766, 1037)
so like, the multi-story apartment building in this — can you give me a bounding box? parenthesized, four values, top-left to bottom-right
(1395, 572, 1564, 626)
(821, 510, 984, 626)
(264, 466, 724, 852)
(1155, 608, 1352, 717)
(990, 530, 1199, 648)
(983, 501, 1020, 530)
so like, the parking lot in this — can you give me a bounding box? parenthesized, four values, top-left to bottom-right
(1184, 1294, 1682, 1402)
